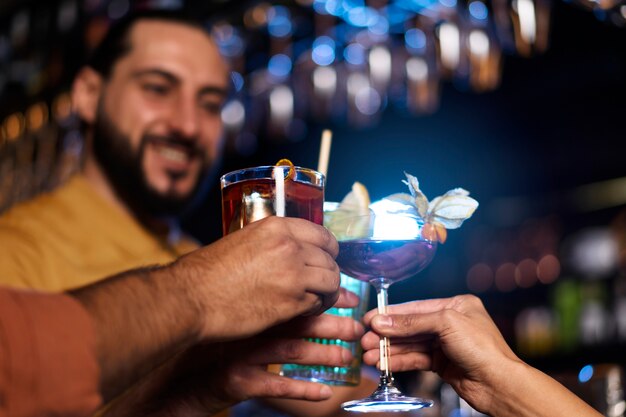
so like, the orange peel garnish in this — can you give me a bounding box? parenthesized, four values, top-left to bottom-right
(422, 222, 447, 244)
(274, 158, 296, 180)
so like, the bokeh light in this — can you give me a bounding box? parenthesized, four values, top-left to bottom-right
(495, 262, 517, 292)
(537, 254, 560, 284)
(467, 263, 494, 293)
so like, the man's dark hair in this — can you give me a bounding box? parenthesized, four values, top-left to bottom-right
(87, 9, 208, 79)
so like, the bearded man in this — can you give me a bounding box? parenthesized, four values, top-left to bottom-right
(0, 9, 398, 417)
(0, 10, 228, 290)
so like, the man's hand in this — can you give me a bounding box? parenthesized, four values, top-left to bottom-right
(172, 216, 342, 341)
(73, 217, 346, 402)
(105, 312, 364, 417)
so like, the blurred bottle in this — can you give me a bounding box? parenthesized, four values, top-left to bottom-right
(515, 305, 557, 357)
(552, 279, 581, 352)
(614, 274, 626, 343)
(579, 281, 614, 347)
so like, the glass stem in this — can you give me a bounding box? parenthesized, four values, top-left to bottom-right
(373, 279, 394, 387)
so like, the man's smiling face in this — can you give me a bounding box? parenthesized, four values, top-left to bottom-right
(91, 19, 229, 214)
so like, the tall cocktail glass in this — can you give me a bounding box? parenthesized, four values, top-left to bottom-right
(222, 165, 338, 383)
(280, 201, 370, 386)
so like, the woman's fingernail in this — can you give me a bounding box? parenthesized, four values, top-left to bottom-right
(320, 386, 333, 397)
(374, 315, 393, 327)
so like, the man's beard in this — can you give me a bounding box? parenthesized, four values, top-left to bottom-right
(91, 105, 211, 218)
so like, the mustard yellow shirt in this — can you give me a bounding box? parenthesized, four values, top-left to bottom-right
(0, 174, 199, 292)
(0, 175, 233, 417)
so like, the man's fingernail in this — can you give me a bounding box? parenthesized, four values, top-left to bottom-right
(342, 348, 353, 364)
(348, 291, 359, 304)
(354, 320, 364, 336)
(374, 315, 393, 327)
(320, 386, 333, 397)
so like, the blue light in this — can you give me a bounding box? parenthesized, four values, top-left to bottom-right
(268, 6, 292, 38)
(387, 5, 411, 27)
(325, 0, 345, 16)
(347, 6, 378, 27)
(313, 0, 329, 14)
(578, 365, 594, 383)
(268, 54, 292, 78)
(368, 15, 389, 35)
(397, 0, 441, 12)
(230, 71, 244, 92)
(469, 1, 489, 20)
(405, 28, 427, 50)
(312, 36, 336, 66)
(370, 199, 422, 239)
(213, 26, 245, 58)
(344, 43, 366, 65)
(439, 0, 457, 7)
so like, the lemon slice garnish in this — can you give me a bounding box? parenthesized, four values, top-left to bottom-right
(326, 181, 372, 239)
(339, 181, 370, 214)
(274, 158, 296, 180)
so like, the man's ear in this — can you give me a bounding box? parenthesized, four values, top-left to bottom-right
(71, 67, 103, 123)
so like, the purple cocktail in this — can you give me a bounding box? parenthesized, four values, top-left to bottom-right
(328, 212, 438, 413)
(333, 172, 478, 413)
(337, 239, 436, 285)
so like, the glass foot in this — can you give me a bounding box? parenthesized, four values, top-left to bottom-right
(341, 384, 433, 413)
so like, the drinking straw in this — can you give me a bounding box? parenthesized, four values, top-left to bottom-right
(273, 166, 286, 217)
(317, 129, 333, 178)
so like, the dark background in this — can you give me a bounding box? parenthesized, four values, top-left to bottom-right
(182, 0, 626, 370)
(189, 0, 626, 272)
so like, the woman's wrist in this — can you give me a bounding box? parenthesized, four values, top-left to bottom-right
(480, 359, 535, 417)
(483, 359, 602, 417)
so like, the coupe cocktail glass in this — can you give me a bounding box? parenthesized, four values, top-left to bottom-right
(329, 210, 437, 412)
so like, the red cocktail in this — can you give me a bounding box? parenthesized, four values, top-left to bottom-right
(221, 165, 324, 234)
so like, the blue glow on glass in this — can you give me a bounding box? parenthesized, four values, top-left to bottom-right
(230, 71, 244, 92)
(312, 36, 336, 66)
(268, 54, 292, 78)
(439, 0, 457, 7)
(578, 365, 594, 383)
(469, 1, 489, 19)
(344, 43, 366, 65)
(370, 199, 422, 239)
(405, 28, 427, 50)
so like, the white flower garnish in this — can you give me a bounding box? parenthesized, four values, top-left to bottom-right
(383, 172, 479, 243)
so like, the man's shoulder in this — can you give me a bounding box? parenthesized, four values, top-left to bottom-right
(0, 176, 87, 233)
